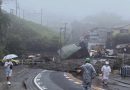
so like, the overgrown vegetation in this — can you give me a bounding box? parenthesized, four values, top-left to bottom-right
(106, 33, 130, 49)
(0, 12, 59, 57)
(0, 11, 10, 57)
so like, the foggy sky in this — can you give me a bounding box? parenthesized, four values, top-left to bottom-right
(2, 0, 130, 20)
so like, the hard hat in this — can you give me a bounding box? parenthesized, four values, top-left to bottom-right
(85, 58, 91, 63)
(105, 61, 109, 65)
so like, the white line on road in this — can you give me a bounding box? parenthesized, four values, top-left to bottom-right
(37, 82, 41, 85)
(74, 82, 81, 85)
(92, 85, 106, 90)
(68, 79, 74, 81)
(37, 74, 42, 78)
(34, 70, 48, 90)
(65, 76, 70, 79)
(42, 86, 48, 90)
(64, 72, 82, 85)
(42, 70, 48, 72)
(64, 73, 106, 90)
(36, 78, 40, 82)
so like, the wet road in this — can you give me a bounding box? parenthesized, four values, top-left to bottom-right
(0, 65, 42, 90)
(35, 70, 130, 90)
(0, 65, 129, 90)
(35, 70, 83, 90)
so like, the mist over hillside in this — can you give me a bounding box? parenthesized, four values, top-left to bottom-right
(2, 0, 130, 45)
(3, 0, 130, 32)
(0, 10, 59, 57)
(2, 0, 74, 31)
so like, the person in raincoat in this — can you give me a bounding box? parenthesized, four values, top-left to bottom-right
(101, 61, 111, 85)
(80, 58, 96, 90)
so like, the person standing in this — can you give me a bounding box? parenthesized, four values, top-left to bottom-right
(4, 59, 13, 85)
(101, 61, 111, 85)
(80, 58, 96, 90)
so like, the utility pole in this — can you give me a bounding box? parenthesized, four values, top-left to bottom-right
(59, 27, 63, 61)
(16, 0, 18, 16)
(41, 8, 43, 25)
(23, 10, 24, 19)
(18, 7, 20, 18)
(0, 0, 2, 13)
(64, 23, 67, 45)
(122, 48, 127, 66)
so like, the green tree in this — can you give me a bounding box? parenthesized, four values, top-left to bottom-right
(0, 12, 59, 57)
(106, 33, 130, 49)
(5, 36, 26, 56)
(113, 34, 130, 45)
(0, 4, 10, 56)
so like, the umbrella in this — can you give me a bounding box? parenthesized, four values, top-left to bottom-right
(28, 55, 35, 58)
(3, 54, 18, 60)
(58, 44, 81, 59)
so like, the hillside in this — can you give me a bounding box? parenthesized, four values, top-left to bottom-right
(9, 15, 58, 39)
(0, 13, 60, 57)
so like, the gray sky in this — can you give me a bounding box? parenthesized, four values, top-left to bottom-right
(2, 0, 130, 20)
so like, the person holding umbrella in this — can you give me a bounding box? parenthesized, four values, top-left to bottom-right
(80, 58, 96, 90)
(3, 54, 17, 85)
(4, 59, 13, 85)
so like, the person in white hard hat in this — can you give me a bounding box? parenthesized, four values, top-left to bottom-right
(101, 61, 111, 85)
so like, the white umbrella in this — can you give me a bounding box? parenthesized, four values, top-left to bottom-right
(28, 55, 35, 58)
(3, 54, 18, 60)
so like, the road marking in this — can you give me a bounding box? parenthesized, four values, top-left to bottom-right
(37, 74, 42, 78)
(42, 70, 48, 72)
(65, 76, 70, 79)
(42, 86, 48, 90)
(74, 82, 81, 85)
(34, 70, 48, 90)
(37, 82, 41, 85)
(92, 85, 106, 90)
(68, 79, 74, 81)
(81, 85, 106, 90)
(64, 73, 106, 90)
(36, 78, 40, 82)
(64, 72, 81, 85)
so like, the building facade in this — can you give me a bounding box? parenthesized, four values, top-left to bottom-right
(87, 28, 111, 50)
